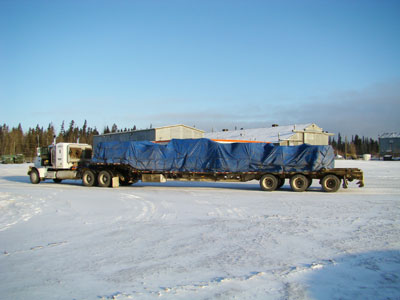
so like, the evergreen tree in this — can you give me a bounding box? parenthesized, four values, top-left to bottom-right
(58, 121, 65, 142)
(80, 120, 88, 144)
(47, 123, 55, 145)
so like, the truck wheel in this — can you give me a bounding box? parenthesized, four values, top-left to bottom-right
(290, 174, 309, 192)
(260, 174, 278, 191)
(120, 178, 138, 186)
(321, 174, 341, 193)
(29, 169, 40, 184)
(82, 170, 97, 187)
(53, 179, 62, 183)
(118, 173, 132, 186)
(98, 170, 112, 187)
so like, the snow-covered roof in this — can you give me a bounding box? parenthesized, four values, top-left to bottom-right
(205, 124, 313, 143)
(379, 132, 400, 139)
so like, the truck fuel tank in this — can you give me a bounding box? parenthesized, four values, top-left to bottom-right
(56, 170, 79, 180)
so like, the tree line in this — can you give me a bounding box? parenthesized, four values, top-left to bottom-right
(0, 121, 379, 160)
(0, 120, 142, 160)
(0, 121, 98, 160)
(330, 133, 379, 158)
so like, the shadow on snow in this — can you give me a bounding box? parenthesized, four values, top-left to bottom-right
(3, 175, 328, 192)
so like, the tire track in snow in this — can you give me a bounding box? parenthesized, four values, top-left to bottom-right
(3, 241, 68, 256)
(119, 193, 158, 221)
(208, 206, 246, 219)
(0, 192, 42, 231)
(135, 200, 156, 221)
(98, 261, 336, 299)
(98, 271, 267, 299)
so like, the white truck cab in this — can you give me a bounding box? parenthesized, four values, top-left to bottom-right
(29, 143, 92, 184)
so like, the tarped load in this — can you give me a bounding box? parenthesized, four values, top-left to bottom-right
(92, 138, 334, 173)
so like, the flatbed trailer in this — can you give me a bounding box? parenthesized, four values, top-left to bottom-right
(28, 140, 364, 193)
(81, 162, 364, 193)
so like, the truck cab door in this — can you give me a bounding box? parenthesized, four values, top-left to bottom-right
(51, 147, 56, 168)
(55, 144, 64, 168)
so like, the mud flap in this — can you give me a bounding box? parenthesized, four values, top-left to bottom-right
(342, 178, 348, 189)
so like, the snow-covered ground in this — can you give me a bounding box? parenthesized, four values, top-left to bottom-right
(0, 160, 399, 300)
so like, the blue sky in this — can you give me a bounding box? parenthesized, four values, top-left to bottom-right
(1, 0, 399, 138)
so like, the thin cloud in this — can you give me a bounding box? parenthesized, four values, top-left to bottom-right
(126, 81, 399, 138)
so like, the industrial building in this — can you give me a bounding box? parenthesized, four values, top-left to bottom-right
(205, 123, 334, 145)
(93, 124, 204, 148)
(379, 132, 400, 159)
(94, 123, 333, 148)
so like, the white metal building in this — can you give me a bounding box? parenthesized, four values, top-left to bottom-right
(379, 132, 400, 159)
(205, 123, 334, 145)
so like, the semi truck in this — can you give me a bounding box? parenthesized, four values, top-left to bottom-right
(28, 139, 364, 193)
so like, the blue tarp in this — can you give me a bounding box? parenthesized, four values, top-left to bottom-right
(92, 138, 334, 173)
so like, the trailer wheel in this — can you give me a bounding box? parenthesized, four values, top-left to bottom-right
(321, 174, 341, 193)
(29, 169, 40, 184)
(53, 179, 62, 183)
(82, 170, 97, 187)
(98, 170, 112, 187)
(290, 174, 309, 192)
(260, 174, 278, 191)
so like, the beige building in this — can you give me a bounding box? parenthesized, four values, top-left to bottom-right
(93, 124, 204, 148)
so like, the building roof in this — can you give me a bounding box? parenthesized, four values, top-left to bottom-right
(97, 124, 204, 137)
(155, 124, 204, 133)
(205, 124, 314, 143)
(379, 132, 400, 139)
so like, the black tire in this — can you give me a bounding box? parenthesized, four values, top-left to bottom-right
(82, 169, 97, 187)
(98, 170, 112, 187)
(120, 178, 139, 186)
(321, 174, 341, 193)
(260, 174, 278, 191)
(29, 169, 40, 184)
(118, 173, 132, 186)
(120, 181, 132, 186)
(119, 177, 130, 186)
(290, 174, 309, 192)
(277, 178, 285, 189)
(53, 179, 62, 183)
